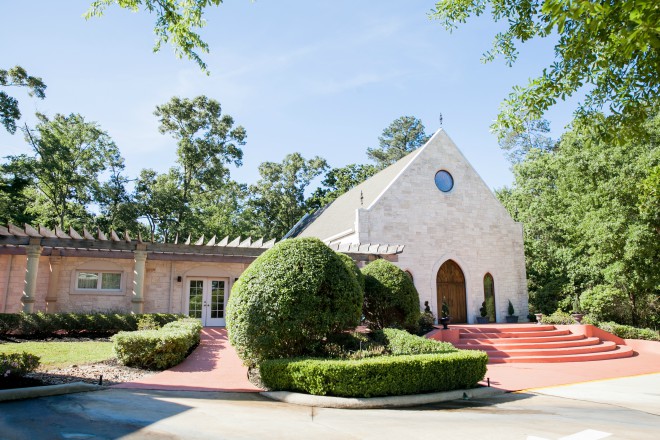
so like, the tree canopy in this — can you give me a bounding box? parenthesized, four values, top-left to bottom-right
(10, 113, 121, 228)
(498, 111, 660, 327)
(153, 95, 246, 237)
(246, 153, 328, 240)
(0, 66, 46, 134)
(431, 0, 660, 138)
(367, 116, 430, 169)
(85, 0, 224, 72)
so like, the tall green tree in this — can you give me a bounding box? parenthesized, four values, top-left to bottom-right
(431, 0, 660, 138)
(498, 118, 554, 164)
(247, 153, 328, 240)
(154, 95, 246, 237)
(367, 116, 430, 169)
(0, 66, 46, 134)
(499, 112, 660, 327)
(86, 0, 224, 72)
(9, 113, 122, 228)
(307, 163, 378, 210)
(93, 154, 142, 233)
(0, 161, 35, 225)
(134, 168, 182, 241)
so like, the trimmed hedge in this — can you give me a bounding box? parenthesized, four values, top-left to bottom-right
(361, 259, 420, 331)
(112, 318, 202, 370)
(0, 312, 183, 336)
(539, 310, 577, 325)
(597, 321, 660, 341)
(0, 352, 40, 378)
(375, 328, 457, 355)
(260, 350, 488, 397)
(227, 237, 363, 366)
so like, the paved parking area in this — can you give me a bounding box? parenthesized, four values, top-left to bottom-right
(1, 374, 658, 439)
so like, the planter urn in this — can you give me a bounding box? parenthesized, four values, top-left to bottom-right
(440, 316, 451, 330)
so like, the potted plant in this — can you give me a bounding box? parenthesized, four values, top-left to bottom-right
(476, 301, 489, 324)
(440, 300, 451, 329)
(505, 299, 518, 323)
(571, 294, 584, 324)
(534, 312, 543, 324)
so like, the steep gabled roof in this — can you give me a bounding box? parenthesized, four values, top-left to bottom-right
(292, 132, 431, 240)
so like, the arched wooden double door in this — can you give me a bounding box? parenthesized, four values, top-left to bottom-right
(436, 260, 467, 323)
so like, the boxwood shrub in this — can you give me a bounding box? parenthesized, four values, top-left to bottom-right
(0, 352, 40, 378)
(260, 350, 488, 397)
(375, 328, 457, 355)
(227, 237, 363, 366)
(112, 318, 202, 370)
(0, 312, 183, 336)
(596, 321, 660, 341)
(361, 259, 420, 331)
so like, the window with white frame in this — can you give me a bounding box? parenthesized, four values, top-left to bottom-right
(76, 271, 122, 291)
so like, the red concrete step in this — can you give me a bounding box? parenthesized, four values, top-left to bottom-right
(459, 329, 572, 339)
(448, 324, 637, 364)
(457, 336, 602, 350)
(486, 344, 635, 363)
(454, 324, 557, 333)
(458, 333, 587, 344)
(459, 340, 619, 357)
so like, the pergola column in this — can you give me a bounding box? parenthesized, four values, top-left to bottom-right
(45, 250, 62, 313)
(132, 246, 147, 313)
(22, 239, 43, 313)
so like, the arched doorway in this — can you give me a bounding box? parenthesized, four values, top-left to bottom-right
(436, 260, 467, 323)
(483, 273, 496, 323)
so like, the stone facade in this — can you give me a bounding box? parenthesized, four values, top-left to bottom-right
(298, 129, 528, 323)
(0, 252, 248, 317)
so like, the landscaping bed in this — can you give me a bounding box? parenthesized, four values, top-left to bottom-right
(0, 336, 157, 389)
(0, 315, 201, 390)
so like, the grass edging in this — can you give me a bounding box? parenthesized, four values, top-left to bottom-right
(261, 386, 504, 409)
(0, 381, 101, 402)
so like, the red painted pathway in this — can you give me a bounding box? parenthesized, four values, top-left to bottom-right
(114, 328, 260, 392)
(115, 327, 660, 393)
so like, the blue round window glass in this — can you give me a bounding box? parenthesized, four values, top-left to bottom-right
(434, 170, 454, 192)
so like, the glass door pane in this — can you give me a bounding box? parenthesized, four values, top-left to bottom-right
(188, 280, 204, 319)
(210, 280, 225, 319)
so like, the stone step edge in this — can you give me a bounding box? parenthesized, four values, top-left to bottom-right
(460, 330, 571, 339)
(452, 325, 557, 333)
(458, 340, 617, 357)
(486, 345, 634, 364)
(458, 334, 586, 344)
(456, 337, 601, 350)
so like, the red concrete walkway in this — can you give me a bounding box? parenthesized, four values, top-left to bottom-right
(114, 327, 659, 394)
(114, 328, 261, 392)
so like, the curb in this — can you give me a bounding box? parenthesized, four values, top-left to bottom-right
(0, 382, 103, 402)
(261, 386, 505, 409)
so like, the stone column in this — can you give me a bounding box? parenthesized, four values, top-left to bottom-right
(45, 250, 62, 313)
(131, 246, 147, 314)
(22, 239, 43, 313)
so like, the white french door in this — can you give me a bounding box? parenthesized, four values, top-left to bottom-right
(187, 278, 228, 327)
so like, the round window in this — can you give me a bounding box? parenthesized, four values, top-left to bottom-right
(434, 170, 454, 192)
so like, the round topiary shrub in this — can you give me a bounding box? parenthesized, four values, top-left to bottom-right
(226, 237, 363, 366)
(336, 251, 365, 293)
(361, 259, 420, 331)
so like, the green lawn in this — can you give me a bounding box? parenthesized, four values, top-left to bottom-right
(0, 341, 114, 369)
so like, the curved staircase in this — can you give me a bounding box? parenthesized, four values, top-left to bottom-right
(450, 324, 634, 363)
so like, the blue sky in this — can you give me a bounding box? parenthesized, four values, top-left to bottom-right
(1, 1, 576, 190)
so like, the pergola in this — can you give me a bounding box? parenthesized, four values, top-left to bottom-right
(0, 223, 404, 313)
